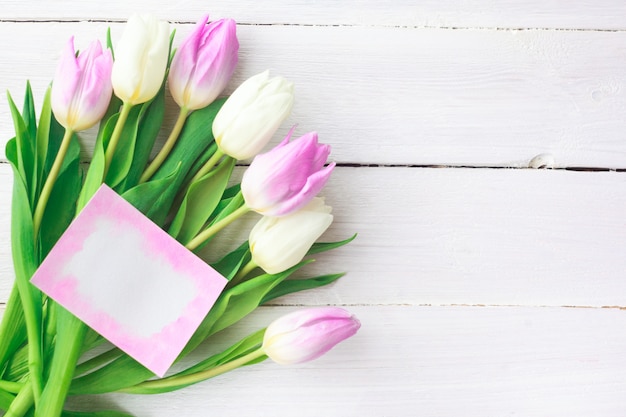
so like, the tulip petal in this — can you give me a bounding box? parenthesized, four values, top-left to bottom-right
(112, 14, 169, 104)
(169, 15, 209, 108)
(263, 307, 360, 365)
(51, 37, 80, 127)
(213, 70, 270, 137)
(51, 38, 113, 131)
(265, 162, 335, 216)
(250, 200, 333, 274)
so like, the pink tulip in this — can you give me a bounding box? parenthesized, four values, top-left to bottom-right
(241, 130, 335, 216)
(51, 37, 113, 131)
(169, 16, 239, 110)
(262, 307, 361, 365)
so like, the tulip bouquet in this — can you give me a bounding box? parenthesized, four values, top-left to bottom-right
(0, 14, 360, 417)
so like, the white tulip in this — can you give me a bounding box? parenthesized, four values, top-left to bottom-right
(111, 14, 170, 105)
(249, 198, 333, 274)
(212, 70, 294, 160)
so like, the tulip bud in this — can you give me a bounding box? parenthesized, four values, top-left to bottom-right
(249, 198, 333, 274)
(241, 130, 335, 216)
(168, 16, 238, 111)
(51, 37, 113, 131)
(111, 14, 170, 105)
(263, 307, 361, 365)
(212, 70, 294, 160)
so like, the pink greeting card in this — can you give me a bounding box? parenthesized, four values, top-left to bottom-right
(31, 185, 228, 377)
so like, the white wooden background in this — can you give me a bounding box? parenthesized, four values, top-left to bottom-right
(2, 1, 626, 416)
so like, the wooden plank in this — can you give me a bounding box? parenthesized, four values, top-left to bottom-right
(55, 305, 626, 416)
(2, 0, 626, 29)
(2, 165, 626, 307)
(217, 166, 626, 307)
(1, 23, 625, 167)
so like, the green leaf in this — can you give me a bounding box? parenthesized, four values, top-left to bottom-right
(97, 95, 122, 142)
(211, 241, 250, 280)
(181, 262, 311, 357)
(0, 286, 26, 373)
(22, 82, 39, 205)
(39, 140, 81, 257)
(106, 27, 115, 60)
(7, 91, 35, 205)
(168, 29, 177, 65)
(308, 233, 357, 256)
(105, 105, 142, 189)
(169, 157, 235, 243)
(62, 411, 136, 417)
(69, 354, 152, 395)
(0, 147, 27, 377)
(210, 188, 244, 224)
(118, 86, 166, 190)
(205, 184, 241, 223)
(184, 328, 265, 375)
(146, 98, 225, 226)
(126, 329, 266, 394)
(35, 87, 52, 198)
(0, 388, 15, 412)
(3, 338, 29, 382)
(6, 138, 43, 396)
(77, 114, 115, 210)
(22, 81, 37, 149)
(179, 142, 217, 186)
(261, 273, 345, 304)
(43, 110, 67, 176)
(121, 163, 180, 219)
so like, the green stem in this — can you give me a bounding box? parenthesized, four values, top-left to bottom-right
(187, 148, 225, 185)
(0, 387, 16, 412)
(102, 102, 132, 179)
(185, 202, 250, 251)
(32, 129, 73, 239)
(230, 259, 258, 286)
(42, 298, 57, 368)
(12, 264, 42, 404)
(120, 347, 266, 394)
(0, 380, 25, 395)
(35, 309, 87, 417)
(4, 382, 33, 417)
(139, 107, 189, 183)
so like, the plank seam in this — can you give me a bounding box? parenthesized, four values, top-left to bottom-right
(263, 303, 626, 309)
(1, 160, 626, 171)
(0, 19, 625, 32)
(2, 303, 625, 309)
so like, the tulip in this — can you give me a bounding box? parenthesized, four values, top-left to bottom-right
(249, 198, 333, 274)
(169, 16, 238, 111)
(212, 70, 294, 160)
(51, 37, 113, 131)
(241, 130, 335, 216)
(139, 16, 238, 183)
(111, 14, 170, 105)
(37, 37, 114, 236)
(262, 307, 361, 365)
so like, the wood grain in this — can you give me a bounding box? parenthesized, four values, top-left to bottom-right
(1, 23, 625, 167)
(2, 165, 626, 307)
(1, 3, 625, 416)
(55, 305, 626, 416)
(2, 0, 626, 29)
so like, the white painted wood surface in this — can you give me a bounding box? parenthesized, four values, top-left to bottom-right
(2, 22, 626, 167)
(2, 1, 626, 416)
